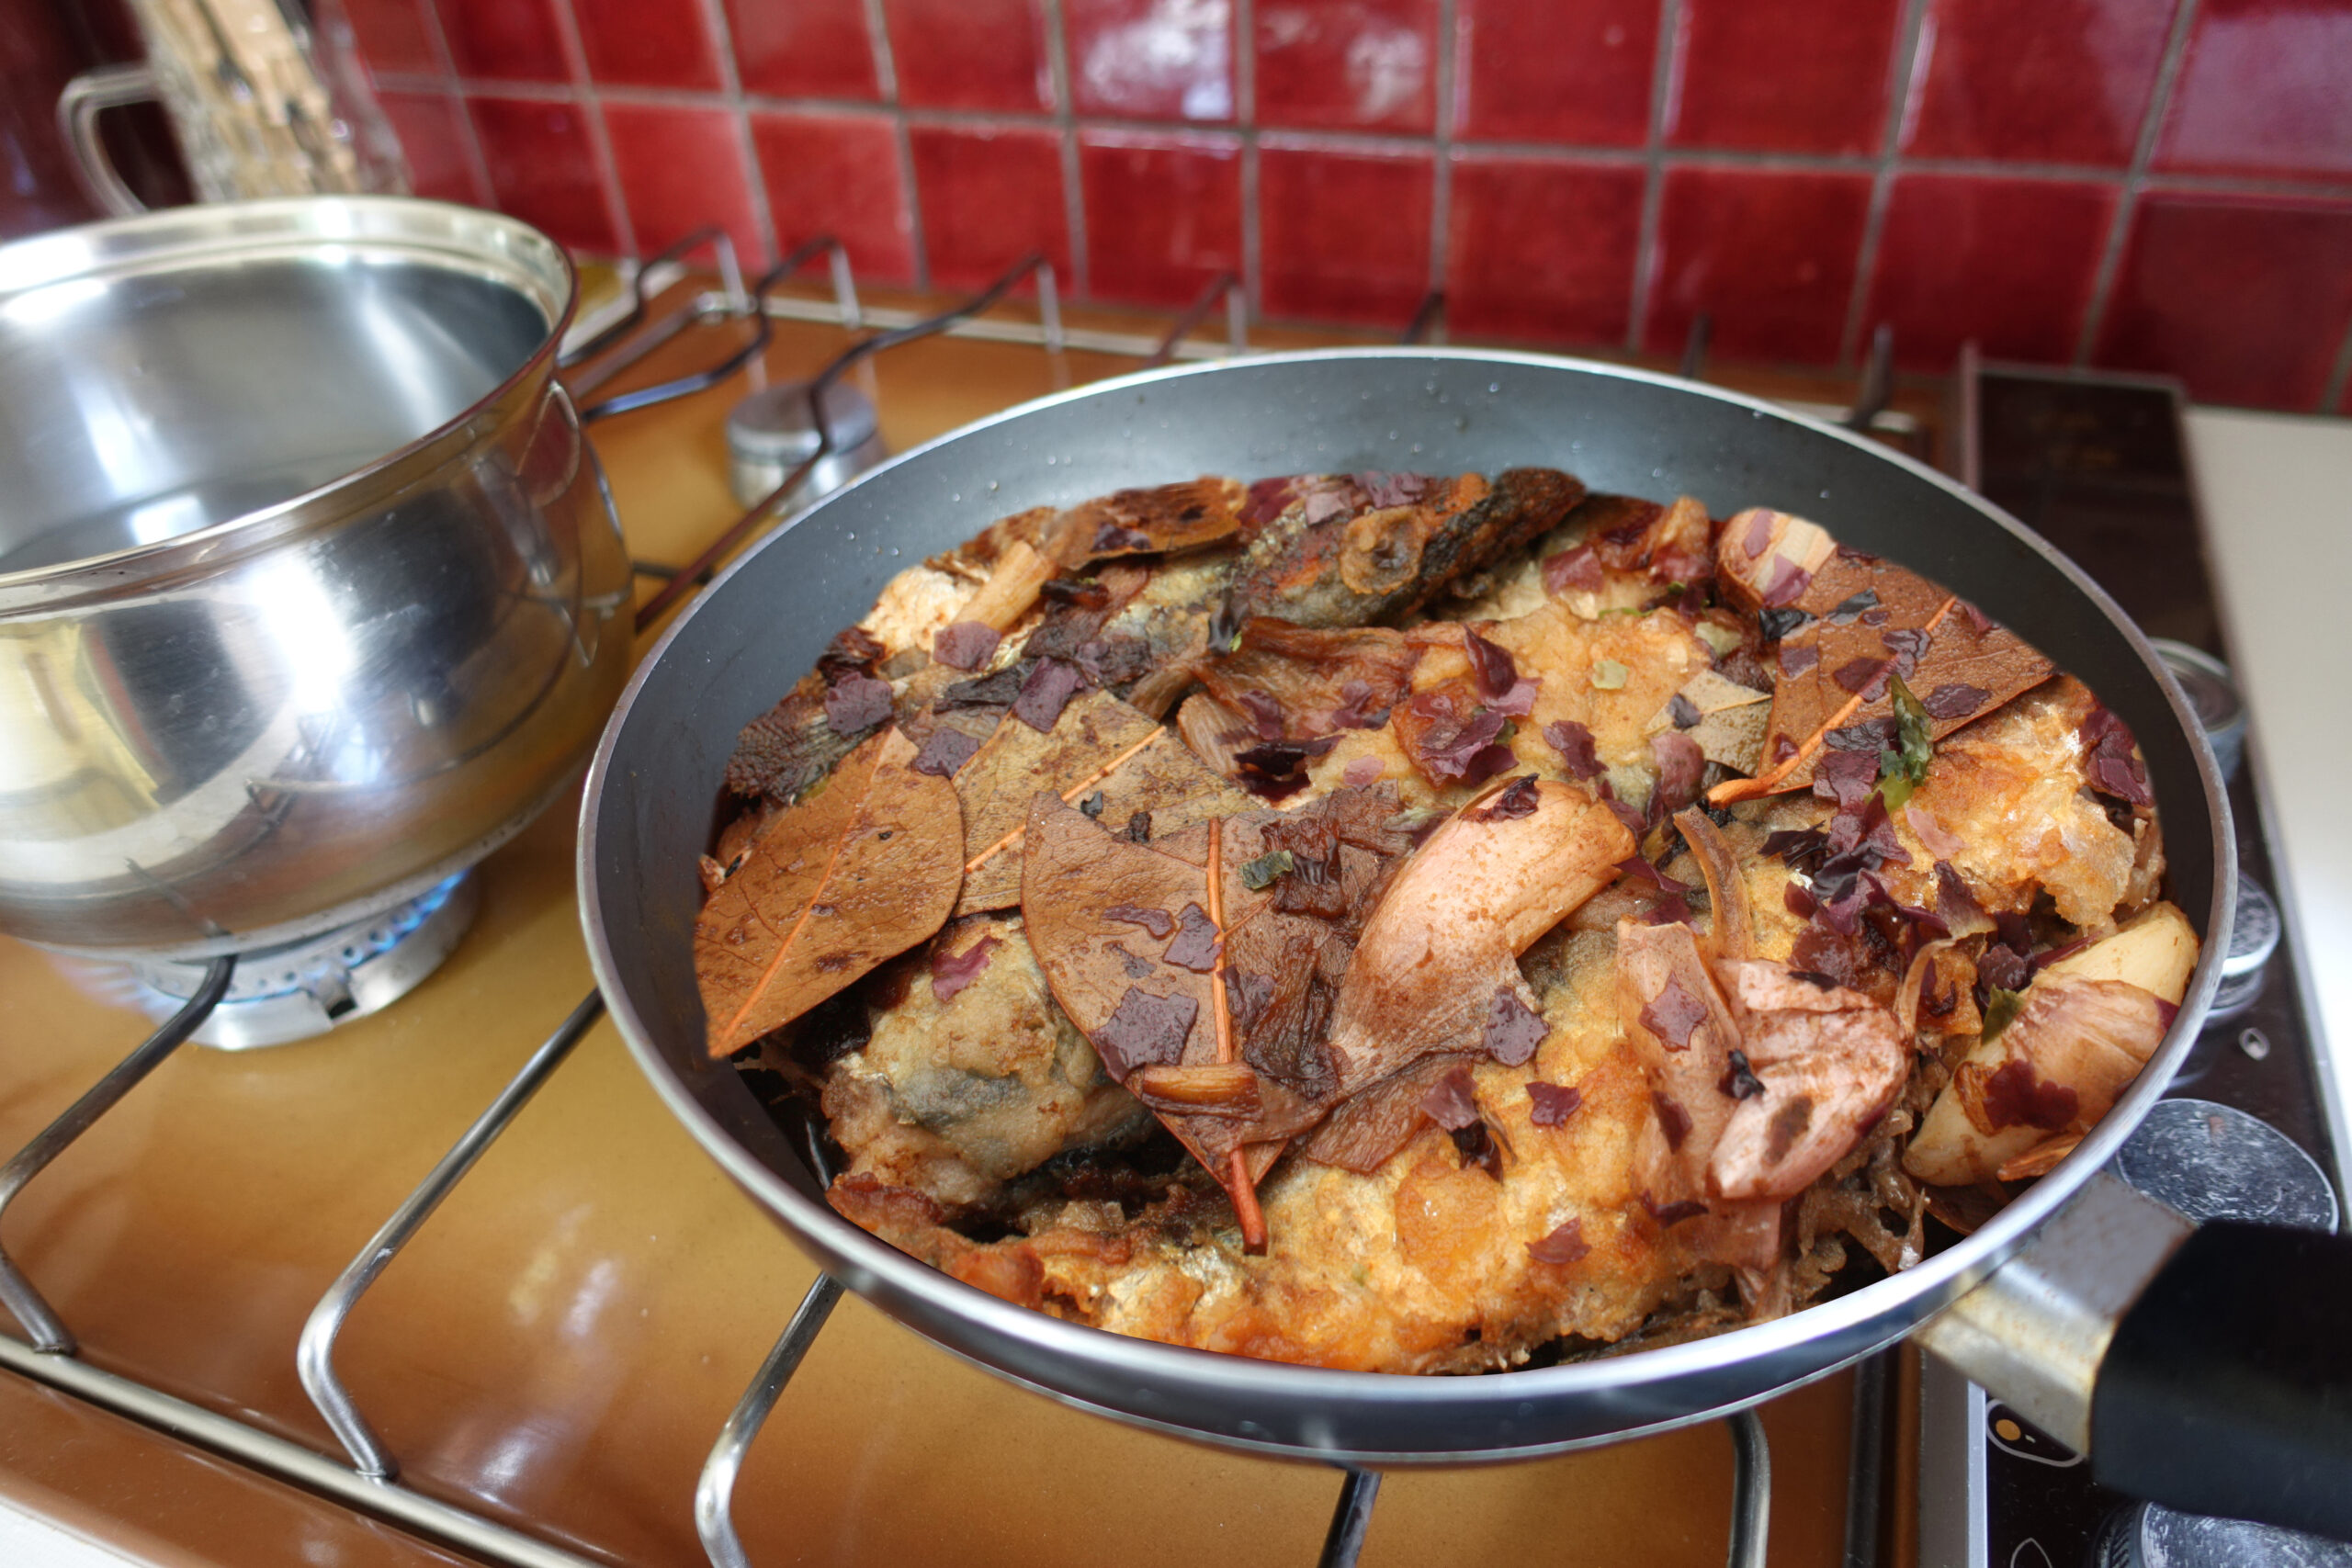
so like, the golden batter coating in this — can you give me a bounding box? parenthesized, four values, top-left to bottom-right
(709, 471, 2189, 1374)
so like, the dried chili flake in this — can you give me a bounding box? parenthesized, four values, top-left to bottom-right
(822, 671, 895, 734)
(1483, 987, 1549, 1066)
(1644, 1195, 1708, 1227)
(1464, 628, 1519, 701)
(1526, 1218, 1591, 1265)
(1528, 1082, 1584, 1126)
(1238, 689, 1286, 740)
(911, 727, 982, 778)
(1832, 657, 1888, 695)
(933, 620, 1001, 671)
(1980, 1057, 2078, 1133)
(1012, 659, 1087, 732)
(1639, 976, 1710, 1050)
(1163, 903, 1221, 973)
(1543, 546, 1604, 593)
(930, 935, 1001, 1002)
(1760, 558, 1814, 608)
(1093, 987, 1197, 1075)
(1420, 1065, 1481, 1131)
(1758, 605, 1815, 641)
(1653, 731, 1705, 815)
(1668, 693, 1702, 729)
(1104, 903, 1177, 939)
(1923, 682, 1991, 721)
(1543, 719, 1603, 780)
(1091, 521, 1153, 553)
(1652, 1092, 1694, 1150)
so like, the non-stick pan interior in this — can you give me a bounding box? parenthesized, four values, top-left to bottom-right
(582, 349, 2229, 1461)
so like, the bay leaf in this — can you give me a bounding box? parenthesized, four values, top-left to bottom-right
(695, 728, 963, 1058)
(1713, 550, 2053, 803)
(956, 689, 1254, 914)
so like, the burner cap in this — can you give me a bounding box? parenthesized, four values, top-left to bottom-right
(121, 874, 479, 1049)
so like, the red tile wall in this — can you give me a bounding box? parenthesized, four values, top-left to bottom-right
(324, 0, 2352, 411)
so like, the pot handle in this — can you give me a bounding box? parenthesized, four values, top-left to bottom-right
(2091, 1219, 2352, 1540)
(1917, 1170, 2352, 1542)
(56, 63, 160, 218)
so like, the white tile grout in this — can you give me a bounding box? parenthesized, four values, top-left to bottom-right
(1428, 0, 1456, 305)
(691, 0, 779, 267)
(1236, 0, 1261, 323)
(363, 2, 2352, 400)
(1838, 0, 1933, 367)
(540, 0, 638, 256)
(1625, 0, 1684, 354)
(862, 0, 928, 290)
(2074, 0, 2202, 367)
(1041, 0, 1088, 297)
(401, 3, 494, 206)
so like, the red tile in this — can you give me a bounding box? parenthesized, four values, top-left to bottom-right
(1255, 0, 1439, 133)
(2094, 195, 2352, 410)
(432, 0, 568, 82)
(1862, 176, 2114, 372)
(1257, 142, 1433, 325)
(885, 0, 1053, 112)
(1901, 0, 2170, 165)
(378, 91, 483, 204)
(2155, 0, 2352, 181)
(1078, 132, 1242, 307)
(1066, 0, 1236, 120)
(468, 96, 617, 254)
(571, 0, 720, 90)
(1452, 0, 1657, 146)
(604, 104, 761, 264)
(728, 0, 880, 99)
(343, 0, 438, 75)
(750, 112, 915, 285)
(1665, 0, 1900, 154)
(1643, 166, 1872, 365)
(1443, 156, 1644, 345)
(908, 124, 1070, 290)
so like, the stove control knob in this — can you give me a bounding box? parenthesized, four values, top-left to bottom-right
(2093, 1499, 2352, 1567)
(2110, 1099, 2338, 1232)
(2206, 875, 2282, 1025)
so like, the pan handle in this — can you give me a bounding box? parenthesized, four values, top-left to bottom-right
(1917, 1170, 2352, 1542)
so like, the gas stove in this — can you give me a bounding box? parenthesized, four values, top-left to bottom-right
(0, 266, 2343, 1568)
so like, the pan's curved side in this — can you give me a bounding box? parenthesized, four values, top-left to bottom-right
(582, 349, 2232, 1462)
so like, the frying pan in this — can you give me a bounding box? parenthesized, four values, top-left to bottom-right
(581, 349, 2352, 1538)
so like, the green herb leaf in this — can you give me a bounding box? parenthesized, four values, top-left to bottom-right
(1875, 672, 1934, 809)
(1980, 986, 2026, 1042)
(1590, 659, 1630, 691)
(1238, 849, 1295, 891)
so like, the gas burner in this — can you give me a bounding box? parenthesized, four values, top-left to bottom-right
(118, 874, 479, 1049)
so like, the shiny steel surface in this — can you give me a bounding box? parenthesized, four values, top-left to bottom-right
(583, 347, 2234, 1463)
(0, 197, 631, 956)
(1911, 1174, 2194, 1454)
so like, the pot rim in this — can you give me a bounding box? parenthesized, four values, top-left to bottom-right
(0, 197, 576, 610)
(579, 346, 2235, 1461)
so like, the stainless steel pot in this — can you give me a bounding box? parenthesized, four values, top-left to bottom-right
(0, 197, 631, 957)
(582, 349, 2352, 1541)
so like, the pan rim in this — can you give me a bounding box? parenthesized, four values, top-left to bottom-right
(580, 344, 2233, 1457)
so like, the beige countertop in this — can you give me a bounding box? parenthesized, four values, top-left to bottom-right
(2185, 407, 2352, 1169)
